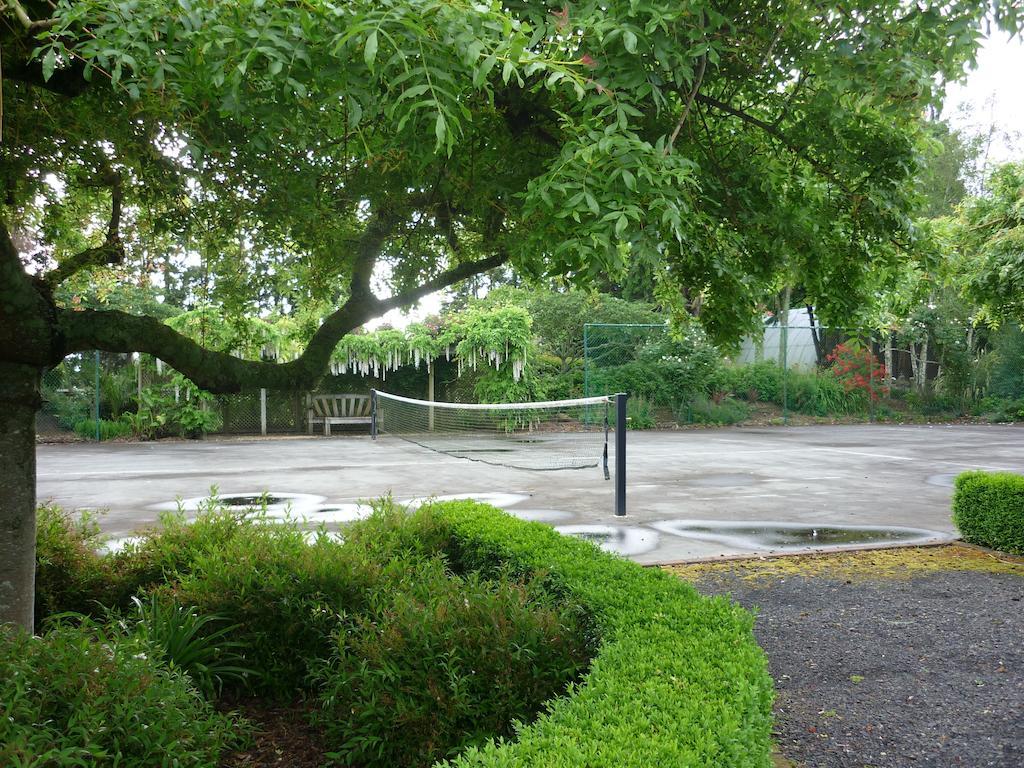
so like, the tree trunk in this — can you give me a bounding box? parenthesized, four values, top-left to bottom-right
(0, 362, 41, 631)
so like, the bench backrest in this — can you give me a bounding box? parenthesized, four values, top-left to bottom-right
(309, 394, 372, 418)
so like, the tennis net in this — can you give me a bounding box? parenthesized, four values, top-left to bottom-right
(372, 391, 612, 474)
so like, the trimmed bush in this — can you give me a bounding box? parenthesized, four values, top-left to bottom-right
(31, 500, 773, 767)
(397, 500, 773, 767)
(952, 471, 1024, 554)
(0, 623, 239, 766)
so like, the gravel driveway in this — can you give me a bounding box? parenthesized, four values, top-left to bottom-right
(668, 546, 1024, 768)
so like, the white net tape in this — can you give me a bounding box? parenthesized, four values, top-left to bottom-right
(374, 391, 612, 472)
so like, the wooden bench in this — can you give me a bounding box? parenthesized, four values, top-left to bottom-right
(307, 394, 372, 436)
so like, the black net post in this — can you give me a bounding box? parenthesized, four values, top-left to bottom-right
(615, 392, 627, 517)
(370, 389, 378, 440)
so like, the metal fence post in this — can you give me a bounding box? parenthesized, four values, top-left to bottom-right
(583, 323, 590, 399)
(781, 324, 788, 425)
(260, 388, 268, 435)
(370, 389, 378, 440)
(93, 350, 101, 440)
(615, 392, 627, 517)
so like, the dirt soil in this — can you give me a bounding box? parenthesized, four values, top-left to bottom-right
(218, 697, 331, 768)
(668, 545, 1024, 768)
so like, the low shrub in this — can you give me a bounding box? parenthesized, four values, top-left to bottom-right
(905, 391, 966, 417)
(785, 370, 863, 416)
(388, 501, 774, 767)
(34, 504, 111, 629)
(73, 417, 132, 440)
(146, 515, 379, 695)
(683, 394, 750, 425)
(313, 558, 591, 768)
(952, 471, 1024, 555)
(972, 396, 1024, 423)
(826, 341, 888, 401)
(723, 361, 782, 403)
(0, 622, 239, 766)
(626, 397, 656, 429)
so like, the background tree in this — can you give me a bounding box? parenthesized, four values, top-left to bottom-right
(2, 0, 1022, 628)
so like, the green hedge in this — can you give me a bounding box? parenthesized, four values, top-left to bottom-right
(952, 471, 1024, 555)
(422, 500, 774, 768)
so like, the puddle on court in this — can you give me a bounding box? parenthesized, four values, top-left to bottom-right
(507, 508, 573, 523)
(650, 519, 948, 553)
(554, 525, 659, 557)
(926, 473, 957, 488)
(153, 492, 327, 518)
(403, 493, 530, 510)
(98, 535, 145, 555)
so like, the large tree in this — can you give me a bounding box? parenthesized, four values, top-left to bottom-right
(2, 1, 1021, 628)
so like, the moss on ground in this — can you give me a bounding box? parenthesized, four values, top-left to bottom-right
(664, 544, 1024, 586)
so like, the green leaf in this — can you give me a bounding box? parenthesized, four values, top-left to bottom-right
(42, 49, 57, 82)
(623, 30, 638, 54)
(434, 112, 447, 147)
(364, 31, 379, 70)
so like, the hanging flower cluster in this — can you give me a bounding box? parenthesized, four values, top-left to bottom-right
(164, 305, 533, 381)
(452, 306, 532, 381)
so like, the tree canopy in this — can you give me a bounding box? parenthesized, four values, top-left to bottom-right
(2, 0, 1023, 628)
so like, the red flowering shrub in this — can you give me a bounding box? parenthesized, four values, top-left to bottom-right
(827, 341, 888, 401)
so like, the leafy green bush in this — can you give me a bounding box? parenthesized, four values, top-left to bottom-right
(389, 501, 774, 768)
(73, 417, 132, 440)
(785, 370, 863, 416)
(0, 623, 239, 767)
(34, 505, 111, 629)
(952, 471, 1024, 554)
(904, 391, 966, 417)
(313, 558, 591, 768)
(626, 397, 656, 428)
(722, 361, 782, 403)
(988, 323, 1024, 399)
(972, 396, 1024, 423)
(684, 394, 750, 425)
(42, 387, 90, 430)
(133, 513, 378, 695)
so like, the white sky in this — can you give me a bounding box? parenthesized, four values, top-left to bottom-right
(942, 28, 1024, 165)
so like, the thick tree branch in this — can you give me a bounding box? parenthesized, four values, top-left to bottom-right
(2, 1, 58, 30)
(45, 170, 125, 286)
(347, 210, 397, 299)
(378, 249, 510, 312)
(57, 248, 512, 393)
(57, 298, 380, 394)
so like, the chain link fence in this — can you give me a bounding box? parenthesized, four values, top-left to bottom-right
(36, 322, 1024, 440)
(583, 322, 1024, 428)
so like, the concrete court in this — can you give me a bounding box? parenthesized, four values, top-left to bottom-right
(35, 423, 1024, 564)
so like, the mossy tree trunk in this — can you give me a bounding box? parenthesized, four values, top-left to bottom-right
(0, 364, 42, 631)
